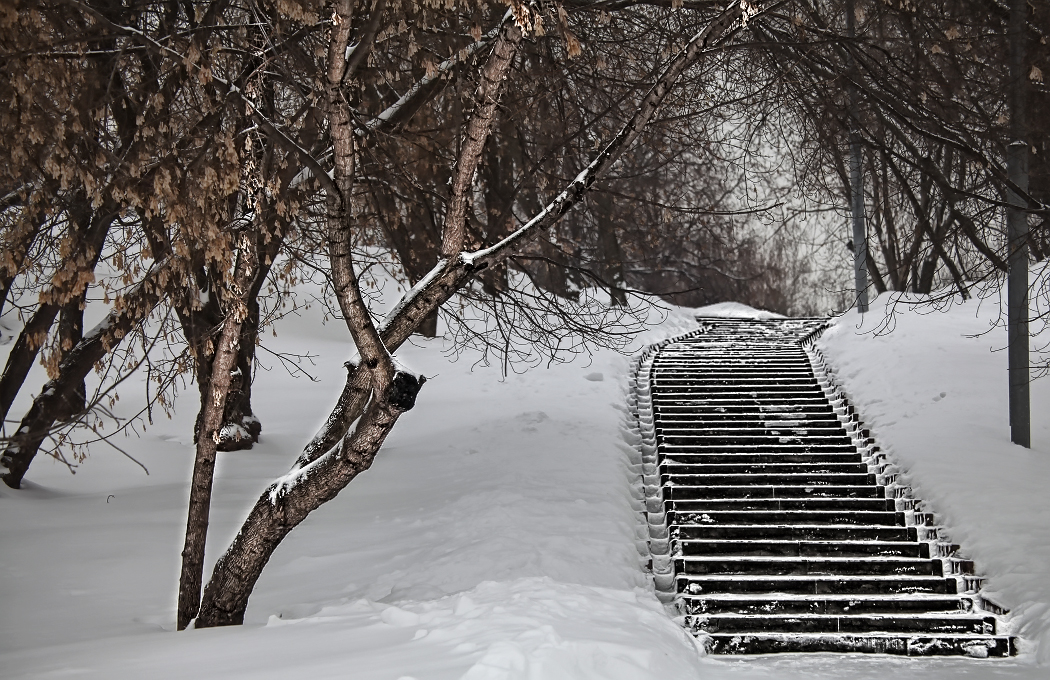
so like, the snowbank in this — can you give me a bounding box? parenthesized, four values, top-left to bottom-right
(691, 301, 785, 319)
(0, 293, 708, 679)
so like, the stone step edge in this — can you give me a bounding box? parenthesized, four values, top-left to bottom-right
(691, 631, 1017, 657)
(677, 592, 974, 601)
(801, 341, 1015, 627)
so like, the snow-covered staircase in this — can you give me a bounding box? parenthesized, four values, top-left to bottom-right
(638, 317, 1016, 657)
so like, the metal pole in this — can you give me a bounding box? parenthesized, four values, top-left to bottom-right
(850, 133, 868, 313)
(846, 0, 868, 313)
(1007, 0, 1030, 447)
(1007, 141, 1030, 448)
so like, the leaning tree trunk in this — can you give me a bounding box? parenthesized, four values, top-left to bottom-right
(0, 301, 61, 426)
(193, 1, 745, 627)
(194, 373, 423, 627)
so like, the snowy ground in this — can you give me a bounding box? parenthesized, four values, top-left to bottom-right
(1, 290, 1048, 679)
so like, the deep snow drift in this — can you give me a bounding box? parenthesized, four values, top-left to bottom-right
(1, 292, 1047, 679)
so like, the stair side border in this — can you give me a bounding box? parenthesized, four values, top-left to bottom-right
(801, 329, 1018, 653)
(627, 328, 706, 602)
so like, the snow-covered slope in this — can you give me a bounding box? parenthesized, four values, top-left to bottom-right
(0, 295, 709, 679)
(691, 302, 785, 319)
(1, 287, 1048, 679)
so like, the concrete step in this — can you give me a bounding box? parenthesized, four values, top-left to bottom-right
(665, 496, 895, 511)
(696, 632, 1014, 656)
(667, 509, 905, 526)
(651, 371, 817, 379)
(690, 613, 996, 635)
(678, 593, 972, 615)
(672, 524, 917, 542)
(656, 355, 810, 360)
(659, 435, 855, 447)
(652, 387, 829, 398)
(662, 462, 867, 475)
(658, 426, 849, 437)
(660, 452, 863, 465)
(652, 379, 821, 389)
(658, 422, 848, 432)
(661, 444, 861, 454)
(654, 406, 837, 416)
(651, 392, 831, 402)
(665, 484, 887, 499)
(656, 403, 836, 411)
(676, 539, 928, 558)
(677, 556, 941, 576)
(662, 472, 877, 486)
(677, 574, 958, 595)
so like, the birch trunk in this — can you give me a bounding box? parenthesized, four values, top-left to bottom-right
(175, 309, 244, 630)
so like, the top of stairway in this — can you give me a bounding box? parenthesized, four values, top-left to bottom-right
(691, 317, 830, 342)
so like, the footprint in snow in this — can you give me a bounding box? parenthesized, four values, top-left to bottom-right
(516, 411, 549, 432)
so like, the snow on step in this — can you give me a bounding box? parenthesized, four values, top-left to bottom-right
(637, 317, 1016, 657)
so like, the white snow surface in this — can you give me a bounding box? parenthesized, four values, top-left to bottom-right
(1, 285, 1048, 679)
(691, 301, 785, 319)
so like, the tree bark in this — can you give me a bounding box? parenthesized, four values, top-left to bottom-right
(297, 0, 748, 468)
(441, 21, 523, 258)
(176, 235, 258, 630)
(176, 304, 247, 630)
(195, 370, 423, 627)
(0, 204, 113, 426)
(54, 295, 87, 421)
(594, 191, 629, 305)
(215, 233, 282, 452)
(0, 215, 44, 322)
(215, 293, 261, 451)
(0, 301, 61, 426)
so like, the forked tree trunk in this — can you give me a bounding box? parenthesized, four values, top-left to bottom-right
(176, 236, 257, 630)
